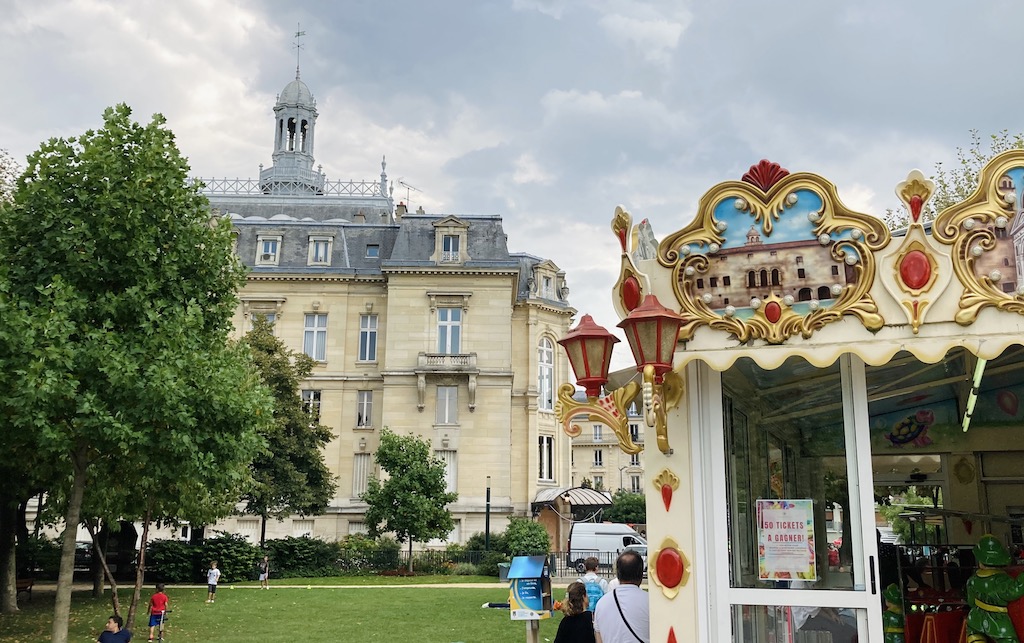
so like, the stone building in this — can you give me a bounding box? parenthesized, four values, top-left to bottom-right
(198, 70, 576, 545)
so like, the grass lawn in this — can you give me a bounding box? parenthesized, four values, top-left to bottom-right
(0, 579, 571, 642)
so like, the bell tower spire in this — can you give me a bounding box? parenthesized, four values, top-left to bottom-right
(293, 23, 305, 80)
(259, 26, 323, 195)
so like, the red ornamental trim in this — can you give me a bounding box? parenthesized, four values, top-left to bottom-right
(617, 226, 628, 252)
(661, 483, 673, 511)
(910, 194, 924, 222)
(741, 159, 790, 191)
(668, 627, 678, 643)
(623, 275, 642, 312)
(656, 547, 685, 588)
(899, 250, 931, 290)
(764, 301, 782, 324)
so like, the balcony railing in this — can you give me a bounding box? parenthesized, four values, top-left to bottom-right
(194, 175, 389, 198)
(417, 352, 478, 371)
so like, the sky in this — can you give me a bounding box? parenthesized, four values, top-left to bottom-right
(2, 0, 1022, 372)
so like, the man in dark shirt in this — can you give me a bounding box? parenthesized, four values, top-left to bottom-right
(98, 614, 132, 642)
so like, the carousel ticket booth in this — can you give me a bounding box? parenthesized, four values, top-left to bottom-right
(555, 152, 1024, 642)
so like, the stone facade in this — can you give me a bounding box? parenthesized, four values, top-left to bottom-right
(200, 72, 575, 545)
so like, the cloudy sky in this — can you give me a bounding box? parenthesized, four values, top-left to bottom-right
(3, 0, 1021, 369)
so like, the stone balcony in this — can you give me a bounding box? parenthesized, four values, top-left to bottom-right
(415, 352, 480, 412)
(416, 352, 478, 372)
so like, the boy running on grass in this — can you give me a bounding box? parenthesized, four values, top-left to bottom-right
(206, 561, 221, 603)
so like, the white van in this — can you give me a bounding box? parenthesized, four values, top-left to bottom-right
(566, 522, 647, 573)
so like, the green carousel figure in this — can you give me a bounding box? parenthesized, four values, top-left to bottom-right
(966, 535, 1024, 643)
(883, 583, 905, 643)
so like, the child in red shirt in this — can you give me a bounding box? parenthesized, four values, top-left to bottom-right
(148, 583, 169, 641)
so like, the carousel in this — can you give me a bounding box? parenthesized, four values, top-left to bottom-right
(555, 151, 1024, 642)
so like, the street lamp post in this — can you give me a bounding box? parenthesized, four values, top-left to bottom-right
(484, 475, 491, 551)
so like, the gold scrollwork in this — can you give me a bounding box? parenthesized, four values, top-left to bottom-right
(554, 382, 643, 454)
(657, 173, 889, 344)
(932, 149, 1024, 325)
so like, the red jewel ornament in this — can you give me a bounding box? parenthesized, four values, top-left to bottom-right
(623, 275, 642, 312)
(899, 250, 931, 290)
(910, 194, 923, 222)
(764, 301, 782, 324)
(661, 483, 673, 511)
(668, 627, 678, 643)
(656, 547, 685, 588)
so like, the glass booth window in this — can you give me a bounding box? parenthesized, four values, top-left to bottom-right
(722, 357, 856, 591)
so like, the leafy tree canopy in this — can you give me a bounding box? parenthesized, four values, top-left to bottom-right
(0, 104, 269, 640)
(241, 317, 336, 525)
(362, 427, 457, 568)
(602, 490, 646, 525)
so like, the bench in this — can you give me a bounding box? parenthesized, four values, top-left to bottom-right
(16, 578, 33, 601)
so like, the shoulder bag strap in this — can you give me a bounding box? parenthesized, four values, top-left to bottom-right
(613, 588, 644, 643)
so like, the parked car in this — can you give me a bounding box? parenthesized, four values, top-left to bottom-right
(74, 541, 93, 570)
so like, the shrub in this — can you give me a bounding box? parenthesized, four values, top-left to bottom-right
(196, 533, 261, 583)
(16, 534, 60, 578)
(265, 536, 340, 578)
(465, 530, 506, 554)
(146, 539, 196, 583)
(452, 562, 477, 576)
(476, 550, 509, 577)
(504, 517, 550, 556)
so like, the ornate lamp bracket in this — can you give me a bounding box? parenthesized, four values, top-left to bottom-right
(555, 382, 644, 454)
(642, 365, 684, 455)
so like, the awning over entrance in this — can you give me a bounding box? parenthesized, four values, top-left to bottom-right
(532, 486, 612, 513)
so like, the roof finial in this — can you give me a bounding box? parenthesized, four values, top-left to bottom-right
(293, 23, 306, 79)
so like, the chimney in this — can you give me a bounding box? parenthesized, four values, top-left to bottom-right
(396, 202, 407, 219)
(416, 205, 425, 214)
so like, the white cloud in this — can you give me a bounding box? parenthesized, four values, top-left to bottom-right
(597, 13, 690, 64)
(513, 153, 555, 185)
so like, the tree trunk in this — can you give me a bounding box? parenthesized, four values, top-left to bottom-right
(52, 447, 88, 643)
(260, 513, 267, 548)
(0, 497, 18, 613)
(407, 539, 413, 574)
(125, 509, 151, 632)
(84, 521, 119, 615)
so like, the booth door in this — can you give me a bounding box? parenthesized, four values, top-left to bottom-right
(697, 355, 884, 642)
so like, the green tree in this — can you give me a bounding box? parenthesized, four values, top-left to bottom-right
(884, 130, 1024, 229)
(0, 104, 269, 642)
(503, 517, 550, 555)
(603, 490, 647, 525)
(242, 316, 337, 545)
(362, 427, 457, 572)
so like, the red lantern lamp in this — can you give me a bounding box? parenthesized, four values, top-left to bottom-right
(557, 314, 619, 398)
(617, 294, 684, 383)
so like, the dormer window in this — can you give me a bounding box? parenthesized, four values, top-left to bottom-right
(442, 235, 460, 263)
(308, 236, 332, 266)
(541, 276, 554, 298)
(432, 217, 470, 266)
(256, 236, 281, 266)
(366, 244, 380, 258)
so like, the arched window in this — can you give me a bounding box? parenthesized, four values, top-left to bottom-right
(798, 288, 812, 301)
(817, 286, 832, 300)
(538, 338, 554, 411)
(771, 269, 781, 286)
(747, 271, 757, 288)
(759, 269, 768, 287)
